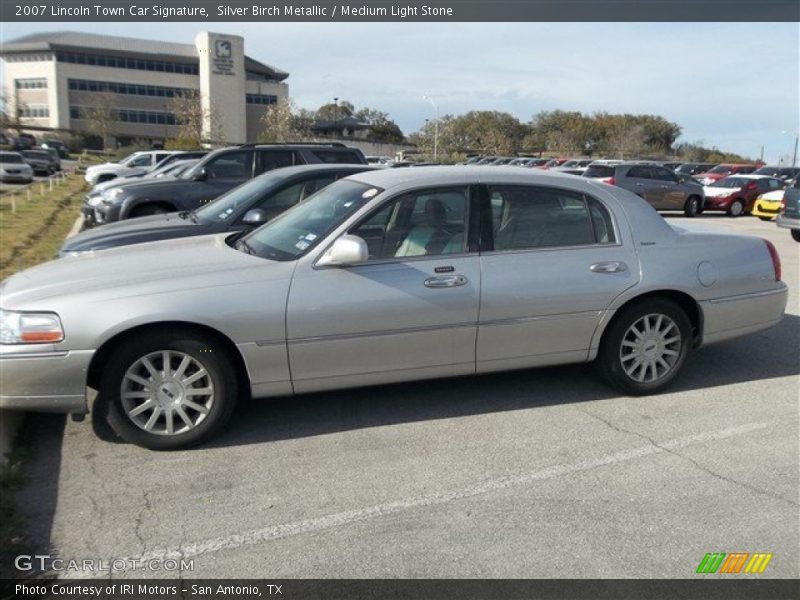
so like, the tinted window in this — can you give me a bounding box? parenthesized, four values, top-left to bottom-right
(350, 188, 468, 260)
(205, 151, 253, 179)
(0, 153, 23, 163)
(488, 186, 614, 250)
(255, 150, 297, 174)
(651, 167, 677, 182)
(254, 175, 338, 215)
(312, 150, 364, 164)
(626, 166, 652, 179)
(583, 165, 615, 178)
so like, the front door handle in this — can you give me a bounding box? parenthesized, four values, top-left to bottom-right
(590, 261, 628, 273)
(424, 274, 468, 288)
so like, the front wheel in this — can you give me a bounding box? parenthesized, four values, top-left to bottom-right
(683, 196, 700, 217)
(792, 229, 800, 242)
(596, 299, 692, 395)
(758, 216, 773, 222)
(727, 199, 745, 217)
(100, 330, 239, 450)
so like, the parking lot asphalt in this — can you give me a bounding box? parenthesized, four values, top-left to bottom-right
(14, 215, 799, 579)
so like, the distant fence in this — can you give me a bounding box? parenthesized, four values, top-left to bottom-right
(0, 166, 81, 212)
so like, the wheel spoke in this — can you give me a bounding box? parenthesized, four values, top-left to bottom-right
(184, 387, 212, 396)
(126, 373, 152, 389)
(662, 348, 678, 357)
(144, 407, 162, 431)
(162, 351, 172, 377)
(128, 400, 155, 417)
(183, 399, 209, 414)
(173, 355, 191, 380)
(165, 408, 175, 435)
(175, 405, 193, 428)
(621, 340, 638, 349)
(182, 369, 207, 386)
(141, 357, 159, 379)
(656, 356, 671, 372)
(123, 390, 150, 399)
(662, 336, 680, 345)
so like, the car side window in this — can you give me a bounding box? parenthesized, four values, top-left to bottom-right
(767, 178, 782, 190)
(627, 166, 651, 179)
(350, 187, 469, 260)
(205, 151, 254, 179)
(257, 175, 338, 212)
(312, 150, 362, 164)
(653, 167, 677, 182)
(488, 186, 614, 251)
(129, 154, 152, 167)
(255, 150, 297, 174)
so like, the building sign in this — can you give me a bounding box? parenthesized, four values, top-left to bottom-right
(212, 39, 234, 76)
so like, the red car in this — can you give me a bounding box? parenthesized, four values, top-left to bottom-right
(702, 174, 785, 216)
(536, 158, 569, 170)
(694, 163, 758, 185)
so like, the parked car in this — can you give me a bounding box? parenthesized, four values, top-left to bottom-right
(702, 175, 785, 216)
(11, 135, 34, 152)
(90, 143, 367, 225)
(557, 159, 594, 169)
(82, 159, 201, 225)
(523, 158, 551, 168)
(585, 162, 705, 216)
(776, 176, 800, 241)
(365, 155, 393, 166)
(751, 188, 786, 221)
(84, 150, 178, 186)
(675, 163, 717, 176)
(41, 146, 61, 171)
(21, 149, 56, 175)
(0, 151, 33, 183)
(41, 139, 69, 158)
(694, 164, 758, 186)
(538, 158, 569, 169)
(63, 164, 379, 255)
(488, 157, 516, 166)
(0, 167, 787, 449)
(474, 156, 499, 165)
(751, 165, 800, 182)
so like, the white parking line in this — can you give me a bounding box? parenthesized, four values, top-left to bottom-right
(78, 421, 769, 576)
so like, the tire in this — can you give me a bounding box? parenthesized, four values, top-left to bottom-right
(100, 330, 239, 450)
(758, 216, 773, 222)
(595, 298, 692, 396)
(792, 229, 800, 242)
(727, 199, 745, 217)
(683, 196, 700, 217)
(130, 203, 170, 218)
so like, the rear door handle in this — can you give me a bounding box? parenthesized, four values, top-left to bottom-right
(590, 261, 628, 273)
(424, 275, 468, 288)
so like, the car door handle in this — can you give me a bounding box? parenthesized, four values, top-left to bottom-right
(424, 275, 468, 288)
(590, 261, 628, 273)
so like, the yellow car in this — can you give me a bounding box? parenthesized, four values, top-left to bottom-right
(752, 189, 785, 221)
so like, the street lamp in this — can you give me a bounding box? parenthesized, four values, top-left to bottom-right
(333, 97, 339, 123)
(422, 95, 439, 161)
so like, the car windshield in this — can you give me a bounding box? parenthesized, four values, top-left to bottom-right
(0, 153, 24, 163)
(239, 179, 380, 261)
(196, 171, 286, 223)
(22, 151, 48, 159)
(708, 165, 733, 174)
(711, 177, 748, 188)
(118, 153, 139, 166)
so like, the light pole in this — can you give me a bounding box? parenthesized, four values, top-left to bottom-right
(781, 130, 798, 167)
(333, 97, 338, 123)
(422, 95, 439, 161)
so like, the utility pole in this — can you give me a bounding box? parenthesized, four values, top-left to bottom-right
(793, 134, 798, 167)
(423, 95, 439, 161)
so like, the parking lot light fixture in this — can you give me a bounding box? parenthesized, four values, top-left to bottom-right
(423, 95, 439, 161)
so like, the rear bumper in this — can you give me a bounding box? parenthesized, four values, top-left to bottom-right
(699, 285, 788, 346)
(0, 349, 93, 413)
(776, 214, 800, 230)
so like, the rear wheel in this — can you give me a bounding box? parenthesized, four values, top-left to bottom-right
(683, 196, 700, 217)
(596, 298, 692, 395)
(792, 229, 800, 242)
(727, 199, 745, 217)
(100, 330, 239, 450)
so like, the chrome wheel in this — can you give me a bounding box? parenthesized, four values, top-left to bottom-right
(120, 350, 215, 436)
(619, 313, 682, 383)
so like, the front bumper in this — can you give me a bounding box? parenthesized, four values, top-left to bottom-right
(0, 348, 94, 413)
(93, 201, 122, 225)
(0, 173, 33, 182)
(751, 201, 780, 219)
(776, 213, 800, 230)
(703, 196, 733, 211)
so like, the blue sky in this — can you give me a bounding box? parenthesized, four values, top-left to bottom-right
(2, 22, 798, 162)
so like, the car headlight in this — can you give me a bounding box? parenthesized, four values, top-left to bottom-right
(0, 309, 64, 344)
(102, 188, 125, 203)
(87, 195, 105, 207)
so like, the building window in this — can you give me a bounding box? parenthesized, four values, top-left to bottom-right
(69, 104, 177, 126)
(246, 94, 278, 105)
(20, 105, 50, 118)
(15, 78, 48, 89)
(67, 78, 192, 99)
(56, 51, 198, 75)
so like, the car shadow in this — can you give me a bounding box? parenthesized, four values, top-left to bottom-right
(207, 312, 799, 450)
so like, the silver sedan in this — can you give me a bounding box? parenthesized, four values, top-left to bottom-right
(0, 167, 788, 449)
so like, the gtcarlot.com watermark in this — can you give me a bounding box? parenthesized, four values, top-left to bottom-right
(15, 554, 194, 574)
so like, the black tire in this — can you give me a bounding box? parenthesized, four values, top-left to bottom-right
(683, 196, 700, 217)
(595, 298, 692, 396)
(727, 199, 745, 217)
(100, 330, 239, 450)
(758, 216, 773, 222)
(792, 229, 800, 242)
(130, 203, 170, 218)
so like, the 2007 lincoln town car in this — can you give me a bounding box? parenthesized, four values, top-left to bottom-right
(0, 167, 787, 449)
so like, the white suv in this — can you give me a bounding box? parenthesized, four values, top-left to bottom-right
(84, 151, 175, 186)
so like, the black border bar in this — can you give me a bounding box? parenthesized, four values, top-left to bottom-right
(2, 0, 799, 22)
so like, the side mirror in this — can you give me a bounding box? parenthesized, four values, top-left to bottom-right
(192, 167, 208, 181)
(242, 208, 268, 226)
(316, 234, 369, 267)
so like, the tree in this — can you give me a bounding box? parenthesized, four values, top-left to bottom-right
(412, 111, 526, 160)
(0, 86, 27, 134)
(258, 98, 313, 143)
(354, 107, 405, 143)
(79, 92, 117, 151)
(165, 90, 224, 148)
(528, 110, 598, 155)
(316, 100, 354, 121)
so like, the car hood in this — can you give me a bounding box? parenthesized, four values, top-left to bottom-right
(1, 233, 269, 308)
(704, 186, 739, 198)
(86, 162, 118, 172)
(61, 212, 213, 253)
(105, 177, 189, 195)
(0, 162, 31, 169)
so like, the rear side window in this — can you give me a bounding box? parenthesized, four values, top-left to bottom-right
(487, 186, 615, 251)
(311, 150, 363, 164)
(255, 150, 298, 174)
(627, 166, 653, 179)
(651, 167, 677, 182)
(205, 151, 254, 179)
(584, 165, 615, 178)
